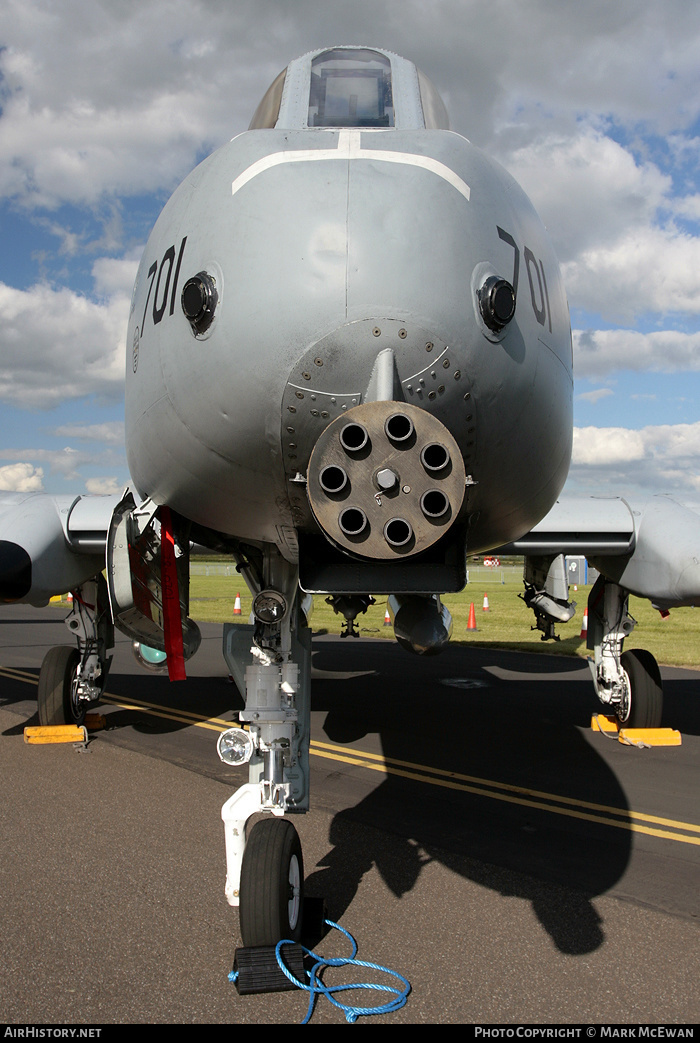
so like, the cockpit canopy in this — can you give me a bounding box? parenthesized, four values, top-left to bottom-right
(308, 49, 394, 128)
(248, 46, 450, 132)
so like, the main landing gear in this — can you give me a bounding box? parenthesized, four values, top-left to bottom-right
(521, 559, 664, 729)
(586, 576, 663, 728)
(37, 576, 113, 726)
(219, 547, 311, 948)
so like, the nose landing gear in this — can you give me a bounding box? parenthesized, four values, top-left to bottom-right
(220, 546, 311, 950)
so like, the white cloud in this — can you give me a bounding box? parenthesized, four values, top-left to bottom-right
(501, 128, 673, 261)
(1, 0, 699, 507)
(570, 420, 700, 500)
(574, 420, 700, 465)
(564, 226, 700, 321)
(49, 422, 125, 445)
(2, 0, 700, 210)
(577, 388, 614, 405)
(498, 126, 700, 322)
(85, 476, 121, 495)
(92, 256, 140, 300)
(0, 462, 44, 492)
(0, 447, 90, 481)
(672, 192, 700, 223)
(573, 426, 647, 466)
(574, 328, 700, 379)
(0, 280, 127, 407)
(0, 446, 127, 488)
(0, 0, 279, 209)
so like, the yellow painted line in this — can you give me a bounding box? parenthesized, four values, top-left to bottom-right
(308, 746, 700, 846)
(3, 666, 699, 846)
(100, 693, 235, 730)
(99, 694, 699, 846)
(0, 666, 39, 685)
(310, 738, 700, 835)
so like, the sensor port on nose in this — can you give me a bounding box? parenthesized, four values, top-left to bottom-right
(420, 489, 450, 519)
(319, 465, 348, 495)
(478, 275, 516, 332)
(340, 423, 369, 453)
(383, 517, 413, 547)
(339, 507, 368, 537)
(385, 413, 415, 444)
(420, 442, 451, 473)
(181, 271, 218, 335)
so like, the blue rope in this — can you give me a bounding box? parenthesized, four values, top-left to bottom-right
(275, 920, 411, 1023)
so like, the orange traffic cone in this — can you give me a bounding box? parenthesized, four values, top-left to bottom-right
(233, 592, 242, 616)
(467, 602, 478, 631)
(66, 591, 73, 603)
(580, 608, 588, 638)
(383, 606, 392, 627)
(482, 592, 490, 611)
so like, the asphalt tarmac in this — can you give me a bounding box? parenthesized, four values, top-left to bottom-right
(1, 604, 698, 1025)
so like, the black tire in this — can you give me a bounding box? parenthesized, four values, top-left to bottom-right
(37, 646, 84, 726)
(618, 648, 663, 729)
(239, 818, 304, 947)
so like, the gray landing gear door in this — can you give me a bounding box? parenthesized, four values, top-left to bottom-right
(521, 554, 577, 640)
(106, 490, 201, 673)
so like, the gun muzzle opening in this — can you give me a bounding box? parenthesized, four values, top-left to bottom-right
(420, 442, 451, 473)
(339, 507, 368, 537)
(384, 517, 413, 547)
(385, 412, 415, 444)
(319, 464, 349, 494)
(340, 422, 370, 453)
(420, 489, 450, 519)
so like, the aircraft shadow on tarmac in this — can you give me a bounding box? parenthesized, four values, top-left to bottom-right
(302, 638, 700, 957)
(4, 630, 698, 958)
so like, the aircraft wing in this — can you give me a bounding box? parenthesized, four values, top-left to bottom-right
(0, 491, 119, 605)
(497, 493, 700, 610)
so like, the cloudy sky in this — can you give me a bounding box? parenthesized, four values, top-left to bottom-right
(1, 0, 699, 508)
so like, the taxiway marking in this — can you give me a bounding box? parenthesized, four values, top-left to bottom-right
(3, 667, 698, 846)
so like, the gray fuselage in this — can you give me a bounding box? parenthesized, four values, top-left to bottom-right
(126, 60, 572, 570)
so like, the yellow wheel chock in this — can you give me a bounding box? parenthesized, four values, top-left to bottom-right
(591, 714, 681, 747)
(24, 724, 88, 745)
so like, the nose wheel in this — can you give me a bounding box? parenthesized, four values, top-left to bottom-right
(239, 818, 304, 947)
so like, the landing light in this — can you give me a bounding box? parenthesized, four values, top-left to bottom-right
(253, 589, 288, 624)
(217, 727, 255, 766)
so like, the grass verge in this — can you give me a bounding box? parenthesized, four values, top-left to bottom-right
(189, 573, 700, 669)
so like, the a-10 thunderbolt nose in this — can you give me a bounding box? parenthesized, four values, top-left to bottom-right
(306, 400, 466, 559)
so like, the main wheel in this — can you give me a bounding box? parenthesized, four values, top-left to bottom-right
(239, 818, 304, 947)
(37, 646, 84, 726)
(618, 648, 663, 729)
